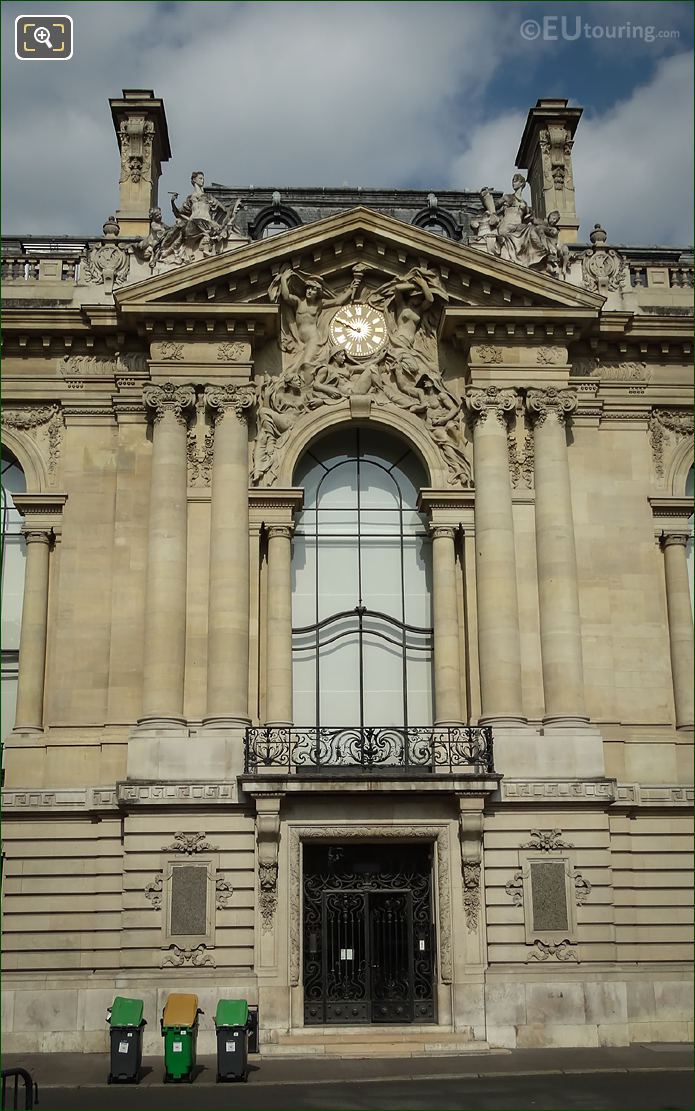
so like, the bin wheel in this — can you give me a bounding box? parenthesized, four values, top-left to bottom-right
(187, 1073, 194, 1084)
(216, 1074, 221, 1083)
(163, 1074, 170, 1084)
(107, 1076, 112, 1085)
(242, 1071, 249, 1083)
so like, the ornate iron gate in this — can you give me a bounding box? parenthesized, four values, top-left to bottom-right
(303, 843, 436, 1025)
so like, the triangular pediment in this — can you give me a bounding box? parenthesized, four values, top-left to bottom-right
(114, 206, 603, 317)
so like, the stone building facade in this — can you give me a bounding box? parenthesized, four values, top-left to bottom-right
(1, 91, 693, 1055)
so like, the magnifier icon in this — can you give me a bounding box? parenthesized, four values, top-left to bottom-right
(34, 25, 53, 48)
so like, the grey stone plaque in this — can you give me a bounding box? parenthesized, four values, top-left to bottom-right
(530, 860, 568, 932)
(170, 864, 208, 936)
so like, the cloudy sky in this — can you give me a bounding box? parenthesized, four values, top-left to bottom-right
(2, 1, 693, 244)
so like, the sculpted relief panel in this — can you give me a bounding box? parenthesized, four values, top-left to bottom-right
(252, 264, 471, 488)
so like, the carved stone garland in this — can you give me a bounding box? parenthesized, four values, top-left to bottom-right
(287, 826, 453, 986)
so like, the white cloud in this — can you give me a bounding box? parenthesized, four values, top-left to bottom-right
(1, 2, 692, 246)
(449, 51, 694, 246)
(2, 1, 513, 234)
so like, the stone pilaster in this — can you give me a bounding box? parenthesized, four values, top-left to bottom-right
(515, 98, 582, 243)
(466, 387, 525, 725)
(204, 384, 255, 726)
(526, 388, 587, 726)
(109, 89, 171, 236)
(431, 526, 463, 725)
(660, 532, 694, 731)
(139, 382, 196, 727)
(265, 525, 294, 727)
(13, 530, 51, 733)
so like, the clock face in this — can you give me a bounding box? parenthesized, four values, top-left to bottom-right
(329, 304, 387, 359)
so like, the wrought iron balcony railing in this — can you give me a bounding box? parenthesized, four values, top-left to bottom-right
(244, 725, 494, 776)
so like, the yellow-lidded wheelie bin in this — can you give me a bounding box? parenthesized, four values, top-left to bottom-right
(161, 993, 202, 1083)
(107, 997, 145, 1084)
(215, 999, 249, 1082)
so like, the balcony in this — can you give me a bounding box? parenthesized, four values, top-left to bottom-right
(244, 725, 494, 776)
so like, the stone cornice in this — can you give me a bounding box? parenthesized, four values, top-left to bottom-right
(248, 487, 304, 528)
(113, 206, 604, 310)
(12, 493, 68, 530)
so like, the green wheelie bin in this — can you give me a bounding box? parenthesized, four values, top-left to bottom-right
(107, 997, 145, 1084)
(215, 999, 250, 1082)
(161, 993, 202, 1083)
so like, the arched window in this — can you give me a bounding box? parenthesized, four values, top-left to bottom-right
(1, 448, 26, 742)
(291, 428, 433, 729)
(261, 218, 292, 239)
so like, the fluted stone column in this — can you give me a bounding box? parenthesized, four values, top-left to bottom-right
(431, 526, 463, 725)
(140, 382, 195, 726)
(265, 525, 293, 727)
(13, 529, 51, 733)
(527, 388, 587, 726)
(660, 532, 694, 731)
(204, 384, 255, 726)
(466, 387, 525, 725)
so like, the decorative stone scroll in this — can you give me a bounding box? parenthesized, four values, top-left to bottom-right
(143, 382, 196, 426)
(526, 388, 577, 425)
(161, 831, 219, 854)
(162, 944, 214, 968)
(527, 938, 578, 962)
(187, 395, 214, 487)
(255, 798, 281, 934)
(82, 218, 130, 288)
(1, 405, 63, 486)
(578, 224, 627, 293)
(522, 829, 574, 852)
(205, 383, 255, 424)
(466, 385, 517, 428)
(458, 804, 484, 933)
(649, 408, 694, 483)
(144, 874, 163, 910)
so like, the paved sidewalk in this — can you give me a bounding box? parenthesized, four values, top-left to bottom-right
(2, 1042, 692, 1087)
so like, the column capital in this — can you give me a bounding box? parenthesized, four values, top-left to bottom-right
(526, 387, 577, 426)
(267, 524, 293, 540)
(21, 528, 52, 546)
(430, 525, 457, 541)
(661, 531, 691, 550)
(204, 383, 255, 424)
(465, 386, 518, 427)
(143, 381, 196, 426)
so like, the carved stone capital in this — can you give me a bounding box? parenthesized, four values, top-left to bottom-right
(526, 388, 577, 426)
(205, 383, 255, 424)
(466, 386, 517, 428)
(661, 532, 691, 550)
(143, 382, 196, 426)
(22, 529, 52, 546)
(267, 524, 293, 541)
(431, 525, 457, 541)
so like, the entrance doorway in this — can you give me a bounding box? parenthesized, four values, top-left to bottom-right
(303, 842, 436, 1024)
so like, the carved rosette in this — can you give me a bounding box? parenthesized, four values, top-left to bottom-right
(526, 388, 577, 426)
(465, 386, 517, 428)
(143, 382, 196, 427)
(205, 383, 255, 424)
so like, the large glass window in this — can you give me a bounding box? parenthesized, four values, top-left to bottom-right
(292, 429, 433, 728)
(1, 448, 26, 742)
